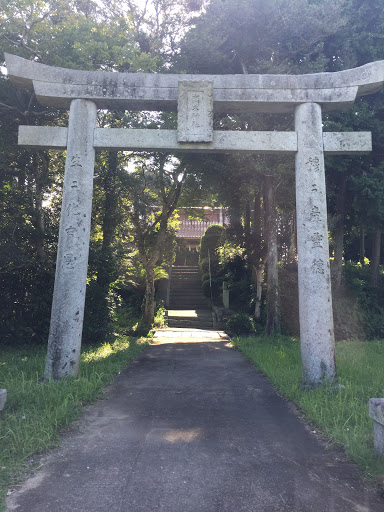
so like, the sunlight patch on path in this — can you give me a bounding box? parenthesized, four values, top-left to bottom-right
(152, 328, 230, 344)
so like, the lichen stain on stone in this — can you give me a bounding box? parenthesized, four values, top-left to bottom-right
(320, 360, 328, 379)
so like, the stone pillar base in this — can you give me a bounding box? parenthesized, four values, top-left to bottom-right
(369, 398, 384, 456)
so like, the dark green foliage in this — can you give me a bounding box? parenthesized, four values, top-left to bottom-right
(199, 224, 225, 266)
(226, 312, 256, 335)
(82, 283, 117, 344)
(0, 258, 54, 346)
(2, 0, 384, 347)
(344, 262, 384, 339)
(222, 255, 254, 312)
(199, 224, 225, 299)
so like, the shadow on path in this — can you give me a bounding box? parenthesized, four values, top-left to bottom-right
(7, 329, 384, 512)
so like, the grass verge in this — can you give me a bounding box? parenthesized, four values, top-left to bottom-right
(0, 335, 148, 509)
(232, 335, 384, 487)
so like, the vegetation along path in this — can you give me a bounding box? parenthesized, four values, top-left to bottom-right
(7, 329, 384, 512)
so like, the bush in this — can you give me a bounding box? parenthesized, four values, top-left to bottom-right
(226, 312, 256, 335)
(199, 225, 225, 262)
(153, 300, 167, 329)
(343, 261, 384, 339)
(0, 259, 54, 346)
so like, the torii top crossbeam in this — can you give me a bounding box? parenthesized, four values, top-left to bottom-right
(5, 53, 384, 113)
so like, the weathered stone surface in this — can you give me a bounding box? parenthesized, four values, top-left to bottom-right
(369, 399, 384, 455)
(44, 99, 97, 380)
(0, 389, 7, 411)
(32, 82, 359, 113)
(20, 127, 298, 153)
(222, 282, 230, 309)
(6, 53, 384, 113)
(373, 422, 384, 456)
(19, 126, 68, 149)
(323, 132, 372, 155)
(19, 126, 373, 156)
(178, 81, 213, 142)
(323, 131, 372, 154)
(295, 102, 336, 386)
(94, 129, 298, 153)
(369, 398, 384, 425)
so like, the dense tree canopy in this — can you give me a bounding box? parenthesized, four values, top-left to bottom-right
(1, 0, 384, 344)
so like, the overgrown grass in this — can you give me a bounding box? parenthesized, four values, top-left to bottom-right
(232, 335, 384, 486)
(0, 335, 148, 509)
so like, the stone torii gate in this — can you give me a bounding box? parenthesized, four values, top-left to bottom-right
(5, 53, 383, 385)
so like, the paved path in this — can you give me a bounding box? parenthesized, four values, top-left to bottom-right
(7, 329, 384, 512)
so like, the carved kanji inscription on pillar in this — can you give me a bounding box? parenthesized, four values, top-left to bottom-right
(177, 81, 213, 143)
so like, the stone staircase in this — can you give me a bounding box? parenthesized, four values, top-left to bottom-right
(167, 265, 213, 329)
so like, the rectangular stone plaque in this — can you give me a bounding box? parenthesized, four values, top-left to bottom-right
(178, 81, 213, 143)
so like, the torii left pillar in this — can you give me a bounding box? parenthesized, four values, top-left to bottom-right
(44, 99, 97, 380)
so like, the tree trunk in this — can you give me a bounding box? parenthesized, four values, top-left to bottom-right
(253, 194, 261, 238)
(371, 228, 381, 286)
(97, 151, 118, 289)
(30, 152, 50, 262)
(142, 267, 156, 327)
(332, 171, 347, 288)
(251, 193, 265, 319)
(359, 228, 365, 265)
(244, 199, 251, 252)
(254, 265, 264, 319)
(287, 209, 297, 262)
(264, 175, 279, 335)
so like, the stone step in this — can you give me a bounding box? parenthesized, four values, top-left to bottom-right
(171, 269, 200, 273)
(169, 298, 207, 303)
(168, 266, 206, 311)
(170, 281, 202, 286)
(172, 266, 201, 272)
(170, 286, 205, 297)
(169, 295, 205, 300)
(169, 300, 208, 305)
(167, 309, 212, 316)
(171, 281, 201, 285)
(170, 276, 201, 280)
(171, 268, 201, 272)
(167, 314, 212, 321)
(168, 316, 213, 322)
(171, 276, 201, 280)
(169, 305, 210, 310)
(171, 268, 200, 272)
(170, 277, 202, 282)
(169, 310, 212, 315)
(168, 322, 213, 329)
(169, 290, 206, 296)
(168, 318, 213, 326)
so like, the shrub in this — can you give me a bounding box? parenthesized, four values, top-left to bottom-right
(343, 261, 384, 339)
(226, 312, 255, 335)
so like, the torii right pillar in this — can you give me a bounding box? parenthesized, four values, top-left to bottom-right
(295, 102, 336, 386)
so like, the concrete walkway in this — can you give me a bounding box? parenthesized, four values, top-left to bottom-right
(7, 329, 384, 512)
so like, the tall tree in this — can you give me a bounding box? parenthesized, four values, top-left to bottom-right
(128, 154, 186, 327)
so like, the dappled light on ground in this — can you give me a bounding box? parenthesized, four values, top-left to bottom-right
(162, 428, 204, 443)
(81, 339, 137, 363)
(153, 328, 230, 344)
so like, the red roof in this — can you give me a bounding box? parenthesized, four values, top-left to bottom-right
(176, 208, 228, 239)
